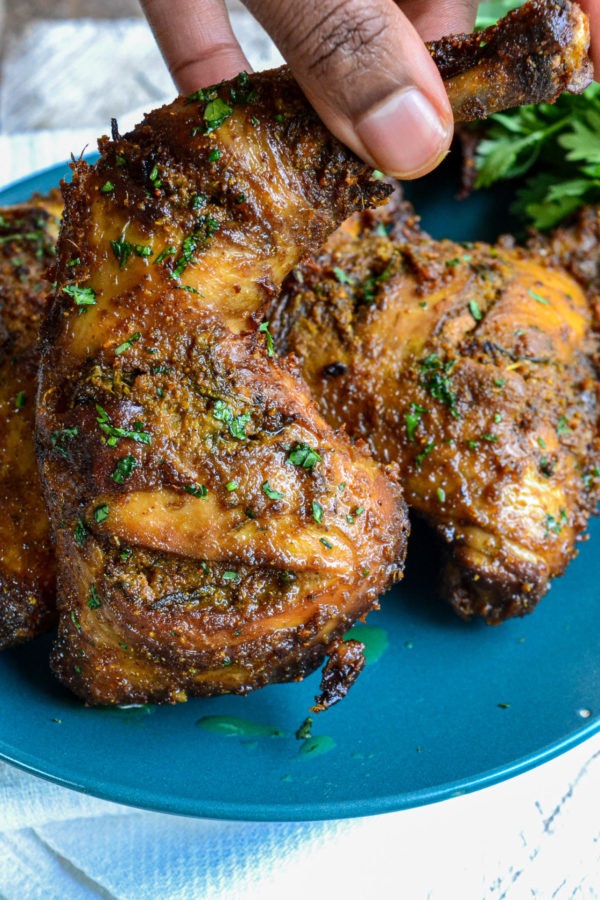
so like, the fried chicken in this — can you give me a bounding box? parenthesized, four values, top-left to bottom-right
(272, 202, 600, 623)
(36, 68, 407, 706)
(0, 196, 61, 648)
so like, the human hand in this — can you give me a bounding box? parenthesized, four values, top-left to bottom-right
(141, 0, 480, 179)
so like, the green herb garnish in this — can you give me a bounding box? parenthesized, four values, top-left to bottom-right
(473, 80, 600, 229)
(312, 500, 323, 524)
(87, 585, 101, 609)
(96, 404, 151, 446)
(259, 321, 274, 357)
(405, 403, 427, 442)
(203, 98, 233, 133)
(110, 455, 137, 483)
(184, 484, 208, 498)
(94, 505, 109, 523)
(418, 353, 459, 417)
(287, 443, 322, 469)
(114, 332, 141, 355)
(212, 400, 251, 440)
(415, 441, 435, 468)
(51, 426, 79, 458)
(63, 284, 96, 306)
(263, 481, 284, 500)
(73, 517, 87, 547)
(528, 289, 550, 306)
(469, 299, 483, 321)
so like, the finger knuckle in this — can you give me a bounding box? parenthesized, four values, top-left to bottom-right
(286, 1, 389, 76)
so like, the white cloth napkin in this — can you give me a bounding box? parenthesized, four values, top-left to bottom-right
(2, 732, 600, 899)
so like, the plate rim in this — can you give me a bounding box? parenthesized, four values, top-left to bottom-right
(1, 159, 599, 822)
(1, 716, 600, 821)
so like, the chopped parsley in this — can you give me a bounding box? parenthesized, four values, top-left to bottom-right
(481, 433, 498, 442)
(415, 441, 435, 469)
(154, 246, 176, 264)
(73, 517, 87, 547)
(111, 238, 152, 268)
(545, 509, 568, 535)
(94, 505, 109, 523)
(114, 332, 141, 355)
(540, 456, 554, 477)
(96, 404, 151, 446)
(296, 717, 313, 740)
(51, 426, 79, 458)
(333, 266, 354, 285)
(263, 481, 284, 500)
(469, 299, 483, 321)
(149, 164, 162, 188)
(171, 215, 219, 279)
(437, 487, 446, 502)
(528, 289, 550, 306)
(229, 71, 257, 105)
(312, 500, 323, 524)
(71, 610, 81, 632)
(556, 416, 571, 436)
(320, 537, 333, 549)
(212, 400, 251, 440)
(110, 455, 137, 483)
(202, 97, 233, 134)
(15, 390, 26, 409)
(87, 585, 101, 609)
(493, 378, 506, 387)
(405, 403, 427, 442)
(226, 481, 238, 491)
(418, 353, 459, 417)
(287, 443, 321, 469)
(223, 570, 239, 581)
(184, 484, 208, 497)
(101, 180, 114, 193)
(208, 148, 221, 162)
(63, 284, 97, 307)
(259, 321, 274, 357)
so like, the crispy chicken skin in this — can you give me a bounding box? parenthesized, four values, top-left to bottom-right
(0, 197, 61, 648)
(36, 68, 407, 706)
(431, 0, 592, 121)
(272, 204, 600, 623)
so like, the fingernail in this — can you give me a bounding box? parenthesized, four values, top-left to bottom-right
(356, 87, 452, 178)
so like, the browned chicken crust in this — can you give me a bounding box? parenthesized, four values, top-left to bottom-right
(0, 196, 61, 648)
(272, 203, 600, 623)
(431, 0, 592, 121)
(37, 68, 407, 706)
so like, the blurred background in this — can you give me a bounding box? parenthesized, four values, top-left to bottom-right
(0, 0, 283, 187)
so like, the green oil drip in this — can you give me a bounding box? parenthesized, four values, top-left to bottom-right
(298, 735, 336, 757)
(343, 624, 388, 665)
(197, 715, 286, 739)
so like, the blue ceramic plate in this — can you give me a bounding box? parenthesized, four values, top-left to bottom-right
(0, 159, 599, 822)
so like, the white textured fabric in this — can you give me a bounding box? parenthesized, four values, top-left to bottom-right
(2, 734, 600, 899)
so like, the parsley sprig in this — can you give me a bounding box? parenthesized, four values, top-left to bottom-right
(474, 82, 600, 229)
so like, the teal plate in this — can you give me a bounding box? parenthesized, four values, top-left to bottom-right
(0, 159, 599, 822)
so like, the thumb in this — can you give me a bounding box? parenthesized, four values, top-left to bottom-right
(243, 0, 454, 178)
